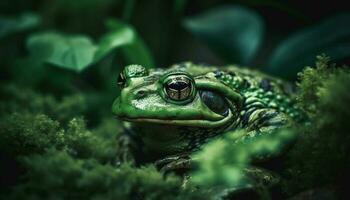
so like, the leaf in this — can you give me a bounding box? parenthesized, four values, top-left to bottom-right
(265, 13, 350, 79)
(103, 20, 155, 68)
(95, 22, 135, 61)
(183, 5, 264, 65)
(27, 32, 98, 72)
(27, 20, 154, 72)
(0, 12, 40, 39)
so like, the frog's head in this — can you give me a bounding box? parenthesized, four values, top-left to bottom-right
(112, 64, 243, 132)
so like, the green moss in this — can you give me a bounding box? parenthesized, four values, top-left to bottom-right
(284, 56, 350, 196)
(0, 113, 119, 162)
(0, 102, 202, 199)
(63, 117, 119, 163)
(190, 129, 295, 199)
(5, 149, 205, 200)
(0, 113, 63, 156)
(295, 54, 347, 115)
(0, 84, 87, 123)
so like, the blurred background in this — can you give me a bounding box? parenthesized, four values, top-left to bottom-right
(1, 0, 350, 71)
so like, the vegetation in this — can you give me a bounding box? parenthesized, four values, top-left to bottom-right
(285, 56, 350, 197)
(1, 1, 349, 199)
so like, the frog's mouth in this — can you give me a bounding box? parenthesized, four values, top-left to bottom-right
(116, 108, 235, 128)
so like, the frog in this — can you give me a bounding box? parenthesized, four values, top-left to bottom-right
(112, 62, 301, 172)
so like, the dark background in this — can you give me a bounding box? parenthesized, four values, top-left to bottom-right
(1, 0, 349, 68)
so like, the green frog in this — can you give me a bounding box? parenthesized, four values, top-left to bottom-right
(112, 63, 301, 171)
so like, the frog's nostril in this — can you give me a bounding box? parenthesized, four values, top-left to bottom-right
(136, 90, 147, 98)
(117, 73, 126, 88)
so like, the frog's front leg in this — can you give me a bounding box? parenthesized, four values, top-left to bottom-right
(242, 107, 291, 138)
(115, 131, 137, 166)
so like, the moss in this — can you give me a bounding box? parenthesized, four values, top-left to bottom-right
(295, 54, 348, 115)
(0, 105, 202, 199)
(5, 149, 206, 200)
(284, 55, 350, 197)
(0, 84, 87, 123)
(0, 113, 120, 162)
(63, 117, 119, 163)
(0, 113, 63, 156)
(190, 129, 295, 199)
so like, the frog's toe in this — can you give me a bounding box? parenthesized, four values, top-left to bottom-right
(154, 155, 182, 168)
(154, 155, 192, 173)
(160, 158, 191, 172)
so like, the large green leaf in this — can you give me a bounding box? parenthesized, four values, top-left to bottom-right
(183, 5, 264, 65)
(27, 33, 98, 72)
(265, 13, 350, 79)
(0, 12, 40, 39)
(26, 20, 154, 72)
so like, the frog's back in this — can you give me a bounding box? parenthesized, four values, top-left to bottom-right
(170, 62, 302, 122)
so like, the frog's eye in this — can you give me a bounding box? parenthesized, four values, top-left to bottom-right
(117, 73, 126, 88)
(165, 76, 193, 101)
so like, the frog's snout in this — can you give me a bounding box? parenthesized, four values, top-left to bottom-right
(112, 97, 123, 117)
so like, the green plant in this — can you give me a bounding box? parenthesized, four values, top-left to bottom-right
(284, 56, 350, 197)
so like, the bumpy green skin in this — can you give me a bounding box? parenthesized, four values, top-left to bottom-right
(112, 63, 301, 166)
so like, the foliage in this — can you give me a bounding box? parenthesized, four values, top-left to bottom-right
(183, 5, 264, 65)
(27, 32, 99, 72)
(27, 19, 154, 72)
(0, 110, 203, 200)
(191, 130, 294, 188)
(0, 85, 87, 123)
(190, 129, 295, 199)
(0, 88, 295, 200)
(8, 150, 202, 200)
(0, 113, 118, 163)
(0, 12, 40, 39)
(284, 56, 350, 196)
(295, 54, 337, 114)
(265, 14, 350, 79)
